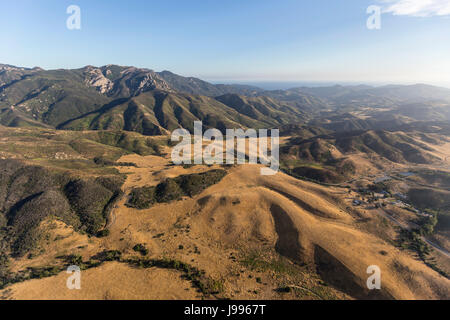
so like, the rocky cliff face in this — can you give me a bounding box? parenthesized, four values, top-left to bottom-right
(83, 66, 114, 94)
(82, 65, 173, 97)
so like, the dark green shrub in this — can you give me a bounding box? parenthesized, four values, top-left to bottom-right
(29, 266, 62, 279)
(96, 229, 110, 238)
(155, 179, 183, 203)
(127, 186, 156, 209)
(65, 254, 83, 265)
(133, 244, 149, 256)
(92, 250, 122, 262)
(64, 179, 113, 234)
(275, 286, 292, 293)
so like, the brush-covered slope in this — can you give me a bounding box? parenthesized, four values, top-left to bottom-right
(215, 94, 309, 125)
(0, 68, 111, 127)
(0, 64, 42, 88)
(261, 89, 328, 112)
(158, 71, 263, 96)
(333, 130, 442, 164)
(392, 103, 450, 122)
(0, 125, 170, 264)
(0, 126, 167, 170)
(279, 124, 331, 137)
(287, 130, 442, 165)
(309, 113, 409, 133)
(59, 90, 276, 134)
(281, 130, 446, 183)
(0, 108, 51, 128)
(0, 65, 173, 128)
(0, 158, 125, 257)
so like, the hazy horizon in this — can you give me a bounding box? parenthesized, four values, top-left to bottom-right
(3, 61, 450, 91)
(207, 80, 450, 90)
(1, 0, 450, 86)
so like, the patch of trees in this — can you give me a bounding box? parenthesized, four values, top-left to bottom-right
(127, 169, 227, 209)
(0, 160, 124, 257)
(93, 157, 137, 167)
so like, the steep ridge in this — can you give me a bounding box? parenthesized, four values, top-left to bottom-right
(215, 94, 309, 125)
(59, 91, 278, 134)
(158, 70, 263, 96)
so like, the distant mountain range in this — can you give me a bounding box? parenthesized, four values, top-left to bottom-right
(1, 63, 450, 133)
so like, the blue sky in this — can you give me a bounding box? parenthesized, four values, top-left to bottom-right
(1, 0, 450, 86)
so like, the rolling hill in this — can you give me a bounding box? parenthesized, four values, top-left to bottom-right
(1, 148, 448, 300)
(280, 130, 447, 183)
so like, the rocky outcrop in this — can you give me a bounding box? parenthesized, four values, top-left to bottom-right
(83, 65, 173, 97)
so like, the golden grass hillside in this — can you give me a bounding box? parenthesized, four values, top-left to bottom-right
(1, 152, 449, 300)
